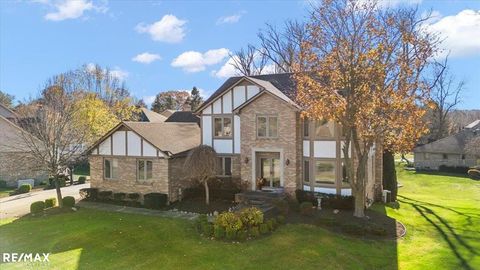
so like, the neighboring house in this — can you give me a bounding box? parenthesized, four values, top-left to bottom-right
(87, 121, 200, 202)
(0, 113, 48, 187)
(165, 111, 200, 125)
(138, 108, 167, 123)
(196, 73, 383, 201)
(0, 103, 17, 122)
(87, 73, 383, 203)
(414, 120, 480, 170)
(160, 109, 176, 118)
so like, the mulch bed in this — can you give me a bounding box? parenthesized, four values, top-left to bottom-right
(285, 208, 406, 240)
(166, 197, 237, 214)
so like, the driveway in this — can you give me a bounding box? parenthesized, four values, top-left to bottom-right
(0, 183, 89, 219)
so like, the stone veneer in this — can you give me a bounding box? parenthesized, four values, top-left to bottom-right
(89, 155, 190, 202)
(239, 93, 301, 195)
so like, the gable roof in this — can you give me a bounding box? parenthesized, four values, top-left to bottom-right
(140, 108, 167, 122)
(165, 111, 200, 124)
(414, 120, 480, 154)
(160, 109, 176, 118)
(0, 103, 17, 120)
(196, 73, 296, 113)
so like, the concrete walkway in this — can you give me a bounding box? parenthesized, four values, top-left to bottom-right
(78, 201, 199, 220)
(0, 183, 90, 219)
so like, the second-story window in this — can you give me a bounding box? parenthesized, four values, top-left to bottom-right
(214, 117, 232, 137)
(257, 115, 278, 138)
(315, 120, 335, 138)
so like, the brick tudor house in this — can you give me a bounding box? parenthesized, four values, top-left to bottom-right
(88, 73, 383, 203)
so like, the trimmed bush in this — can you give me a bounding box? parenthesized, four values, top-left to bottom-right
(78, 176, 86, 184)
(79, 188, 98, 201)
(259, 223, 270, 234)
(0, 180, 7, 188)
(249, 226, 260, 238)
(202, 223, 214, 237)
(44, 197, 56, 208)
(113, 192, 126, 201)
(239, 207, 263, 228)
(30, 201, 45, 214)
(237, 230, 248, 241)
(18, 184, 31, 194)
(273, 199, 289, 215)
(48, 176, 67, 188)
(62, 196, 75, 207)
(214, 225, 226, 239)
(266, 219, 276, 231)
(143, 193, 168, 209)
(127, 193, 141, 201)
(214, 212, 243, 232)
(225, 229, 237, 240)
(276, 215, 286, 224)
(300, 201, 315, 216)
(98, 191, 113, 201)
(342, 224, 365, 235)
(295, 189, 318, 206)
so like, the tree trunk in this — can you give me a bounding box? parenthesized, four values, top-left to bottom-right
(383, 150, 398, 202)
(353, 191, 365, 217)
(204, 180, 210, 205)
(69, 166, 74, 186)
(55, 174, 64, 207)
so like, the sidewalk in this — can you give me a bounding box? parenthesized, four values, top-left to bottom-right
(77, 201, 199, 220)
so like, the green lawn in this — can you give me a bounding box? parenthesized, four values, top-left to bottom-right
(0, 166, 479, 270)
(0, 187, 15, 198)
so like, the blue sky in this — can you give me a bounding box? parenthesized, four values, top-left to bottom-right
(0, 0, 479, 109)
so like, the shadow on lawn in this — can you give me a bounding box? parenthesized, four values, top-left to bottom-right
(398, 195, 479, 270)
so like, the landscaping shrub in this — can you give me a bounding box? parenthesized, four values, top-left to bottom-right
(183, 186, 240, 201)
(266, 219, 276, 231)
(214, 212, 243, 232)
(62, 196, 75, 207)
(239, 207, 263, 228)
(44, 197, 56, 208)
(276, 215, 286, 224)
(249, 226, 260, 238)
(98, 191, 113, 201)
(341, 224, 365, 235)
(225, 229, 237, 240)
(237, 230, 248, 241)
(113, 192, 126, 201)
(259, 223, 270, 234)
(315, 217, 337, 227)
(273, 199, 289, 215)
(30, 201, 45, 214)
(214, 225, 226, 239)
(300, 201, 315, 216)
(195, 214, 209, 232)
(295, 189, 318, 206)
(18, 184, 32, 194)
(467, 168, 480, 180)
(48, 176, 67, 188)
(438, 165, 469, 174)
(0, 180, 6, 188)
(143, 193, 168, 209)
(202, 223, 214, 237)
(319, 193, 354, 210)
(79, 188, 98, 200)
(78, 176, 86, 184)
(127, 193, 141, 201)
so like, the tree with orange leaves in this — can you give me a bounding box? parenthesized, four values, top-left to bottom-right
(294, 0, 439, 217)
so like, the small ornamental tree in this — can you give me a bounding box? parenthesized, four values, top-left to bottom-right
(294, 0, 439, 217)
(184, 145, 218, 205)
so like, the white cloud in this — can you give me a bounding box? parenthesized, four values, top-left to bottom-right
(171, 48, 230, 73)
(216, 11, 245, 25)
(136, 15, 187, 43)
(197, 88, 212, 99)
(426, 9, 480, 58)
(132, 52, 162, 64)
(110, 67, 129, 81)
(42, 0, 106, 21)
(143, 95, 156, 107)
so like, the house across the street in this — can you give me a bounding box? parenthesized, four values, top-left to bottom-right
(414, 120, 480, 170)
(87, 73, 384, 203)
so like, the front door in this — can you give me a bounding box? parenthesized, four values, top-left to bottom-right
(258, 153, 281, 187)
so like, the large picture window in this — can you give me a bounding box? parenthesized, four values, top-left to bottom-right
(315, 120, 335, 138)
(104, 158, 118, 179)
(257, 115, 278, 138)
(137, 160, 153, 181)
(216, 157, 232, 176)
(315, 160, 335, 185)
(303, 160, 310, 183)
(214, 117, 232, 137)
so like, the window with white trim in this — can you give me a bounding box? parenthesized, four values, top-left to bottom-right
(257, 115, 278, 138)
(214, 117, 232, 137)
(104, 158, 118, 179)
(137, 160, 153, 181)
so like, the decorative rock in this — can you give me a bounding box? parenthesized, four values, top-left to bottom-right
(333, 209, 339, 214)
(72, 207, 77, 212)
